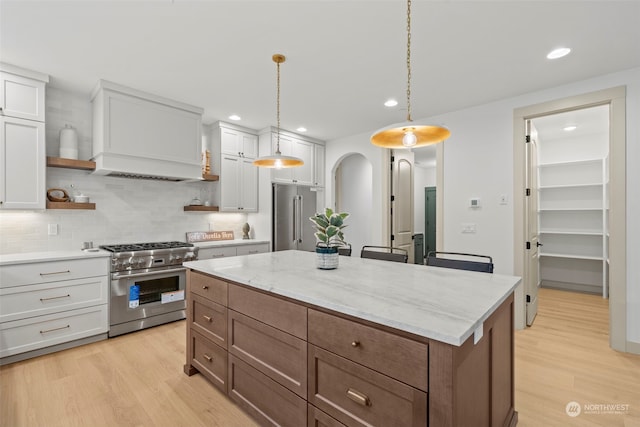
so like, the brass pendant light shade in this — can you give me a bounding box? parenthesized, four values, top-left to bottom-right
(370, 123, 451, 148)
(253, 54, 304, 169)
(371, 0, 450, 148)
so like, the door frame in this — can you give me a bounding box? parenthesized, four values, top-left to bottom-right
(513, 86, 627, 351)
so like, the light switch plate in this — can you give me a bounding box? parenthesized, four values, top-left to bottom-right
(48, 224, 58, 235)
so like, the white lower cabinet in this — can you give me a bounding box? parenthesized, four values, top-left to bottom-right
(0, 256, 110, 363)
(198, 243, 270, 260)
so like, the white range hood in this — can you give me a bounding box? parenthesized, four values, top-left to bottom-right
(91, 80, 204, 181)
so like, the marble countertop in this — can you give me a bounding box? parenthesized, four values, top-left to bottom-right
(0, 249, 112, 266)
(193, 239, 270, 249)
(184, 250, 521, 346)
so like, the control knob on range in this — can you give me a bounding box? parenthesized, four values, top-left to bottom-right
(171, 255, 183, 265)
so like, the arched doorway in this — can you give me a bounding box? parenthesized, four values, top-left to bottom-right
(334, 153, 373, 257)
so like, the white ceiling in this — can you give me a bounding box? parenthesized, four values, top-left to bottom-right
(2, 0, 639, 149)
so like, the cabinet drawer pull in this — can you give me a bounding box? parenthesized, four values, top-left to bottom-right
(40, 325, 70, 334)
(351, 340, 360, 347)
(39, 270, 71, 276)
(203, 354, 213, 362)
(248, 250, 258, 254)
(346, 388, 371, 407)
(202, 285, 209, 290)
(202, 315, 212, 322)
(40, 294, 71, 302)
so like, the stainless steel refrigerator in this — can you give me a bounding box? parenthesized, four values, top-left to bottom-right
(272, 183, 317, 252)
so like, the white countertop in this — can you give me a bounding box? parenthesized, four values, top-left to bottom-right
(0, 249, 112, 266)
(184, 250, 521, 347)
(193, 239, 270, 249)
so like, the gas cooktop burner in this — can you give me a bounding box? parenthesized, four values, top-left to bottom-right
(100, 241, 194, 253)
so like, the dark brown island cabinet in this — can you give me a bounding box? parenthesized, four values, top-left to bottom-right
(184, 267, 517, 427)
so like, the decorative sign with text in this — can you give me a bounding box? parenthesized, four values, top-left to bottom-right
(186, 231, 235, 243)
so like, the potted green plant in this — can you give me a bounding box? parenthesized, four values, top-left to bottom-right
(309, 208, 349, 269)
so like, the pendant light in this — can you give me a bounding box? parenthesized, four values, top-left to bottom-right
(370, 0, 451, 148)
(253, 54, 304, 168)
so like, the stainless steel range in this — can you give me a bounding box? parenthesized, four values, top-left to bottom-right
(100, 241, 198, 337)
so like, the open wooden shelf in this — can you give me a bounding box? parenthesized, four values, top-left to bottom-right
(46, 201, 96, 210)
(202, 173, 219, 181)
(47, 157, 96, 171)
(183, 205, 219, 212)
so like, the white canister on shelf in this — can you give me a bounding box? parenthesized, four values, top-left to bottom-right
(59, 124, 79, 159)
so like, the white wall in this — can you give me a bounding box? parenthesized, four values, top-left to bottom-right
(324, 133, 388, 248)
(325, 66, 640, 345)
(336, 154, 373, 255)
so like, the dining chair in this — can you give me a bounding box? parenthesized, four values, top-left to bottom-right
(337, 243, 352, 256)
(360, 245, 408, 263)
(425, 251, 494, 273)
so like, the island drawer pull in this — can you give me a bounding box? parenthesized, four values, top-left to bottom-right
(202, 285, 209, 290)
(39, 270, 71, 276)
(346, 388, 371, 407)
(351, 340, 360, 347)
(40, 325, 70, 334)
(202, 315, 212, 322)
(203, 354, 213, 362)
(40, 294, 71, 302)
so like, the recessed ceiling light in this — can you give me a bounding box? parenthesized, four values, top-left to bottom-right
(296, 127, 307, 133)
(384, 99, 398, 107)
(563, 125, 577, 131)
(229, 114, 241, 121)
(547, 47, 571, 59)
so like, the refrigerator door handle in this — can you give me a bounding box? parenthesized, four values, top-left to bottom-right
(292, 196, 298, 242)
(297, 195, 303, 243)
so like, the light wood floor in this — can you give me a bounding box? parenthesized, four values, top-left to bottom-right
(1, 288, 639, 427)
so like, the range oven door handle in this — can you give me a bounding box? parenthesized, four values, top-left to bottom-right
(112, 267, 187, 280)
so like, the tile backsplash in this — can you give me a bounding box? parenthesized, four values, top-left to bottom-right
(0, 86, 254, 255)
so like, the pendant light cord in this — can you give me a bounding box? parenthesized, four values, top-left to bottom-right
(276, 58, 282, 154)
(406, 0, 412, 123)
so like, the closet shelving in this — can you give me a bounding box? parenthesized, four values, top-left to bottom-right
(537, 157, 608, 296)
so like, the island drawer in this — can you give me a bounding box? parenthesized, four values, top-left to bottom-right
(229, 354, 307, 427)
(229, 309, 307, 398)
(308, 345, 427, 427)
(190, 294, 227, 349)
(190, 329, 227, 393)
(189, 271, 228, 305)
(308, 309, 428, 391)
(0, 276, 108, 323)
(228, 284, 307, 339)
(308, 405, 347, 427)
(0, 258, 108, 288)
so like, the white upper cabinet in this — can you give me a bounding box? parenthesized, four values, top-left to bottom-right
(0, 65, 48, 122)
(263, 128, 323, 186)
(211, 122, 259, 212)
(314, 144, 325, 187)
(221, 127, 258, 158)
(0, 64, 48, 210)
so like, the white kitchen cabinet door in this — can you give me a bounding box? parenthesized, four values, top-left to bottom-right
(0, 71, 47, 122)
(220, 155, 258, 212)
(271, 133, 295, 183)
(270, 134, 314, 185)
(0, 117, 45, 210)
(221, 127, 258, 159)
(220, 155, 240, 211)
(314, 144, 325, 187)
(240, 157, 258, 212)
(292, 139, 314, 185)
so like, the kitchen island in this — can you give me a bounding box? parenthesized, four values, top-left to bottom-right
(184, 250, 521, 427)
